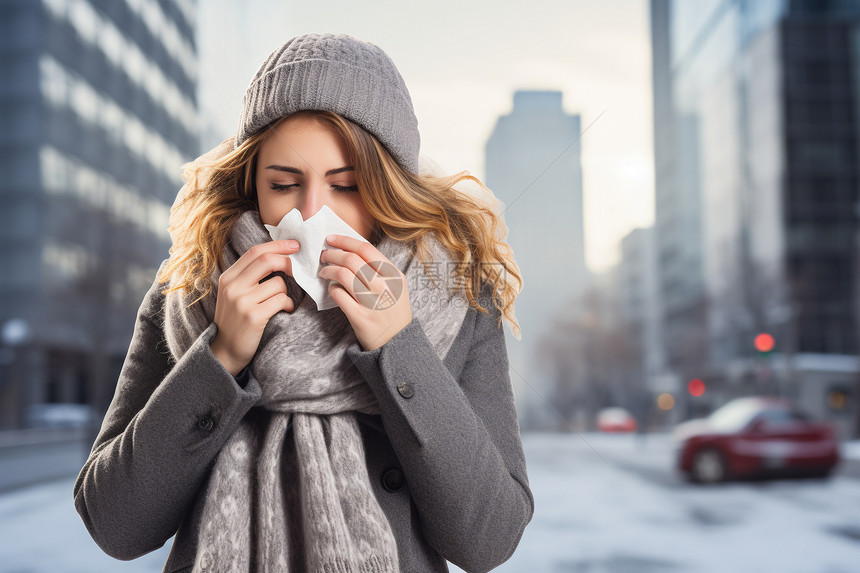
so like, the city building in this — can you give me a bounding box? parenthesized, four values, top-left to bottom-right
(650, 0, 860, 438)
(0, 0, 199, 428)
(618, 227, 683, 428)
(620, 229, 671, 382)
(485, 89, 587, 429)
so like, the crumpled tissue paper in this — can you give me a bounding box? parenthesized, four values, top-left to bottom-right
(263, 205, 369, 311)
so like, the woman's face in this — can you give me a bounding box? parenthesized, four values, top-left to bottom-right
(255, 114, 376, 241)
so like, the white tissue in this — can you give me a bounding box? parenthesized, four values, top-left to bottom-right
(263, 205, 370, 311)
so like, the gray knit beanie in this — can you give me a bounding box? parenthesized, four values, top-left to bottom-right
(234, 32, 421, 174)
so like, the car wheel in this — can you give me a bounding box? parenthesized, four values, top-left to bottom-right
(811, 467, 833, 479)
(691, 447, 727, 484)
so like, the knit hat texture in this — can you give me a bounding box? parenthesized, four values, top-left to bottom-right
(235, 32, 421, 174)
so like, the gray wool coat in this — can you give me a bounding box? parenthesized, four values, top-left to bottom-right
(73, 263, 534, 573)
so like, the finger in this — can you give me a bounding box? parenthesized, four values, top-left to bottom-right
(226, 240, 299, 281)
(321, 247, 386, 293)
(319, 264, 359, 301)
(240, 250, 295, 288)
(259, 289, 293, 317)
(328, 281, 356, 312)
(325, 235, 377, 264)
(250, 272, 288, 305)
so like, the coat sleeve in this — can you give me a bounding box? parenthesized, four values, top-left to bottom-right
(72, 274, 263, 561)
(346, 283, 534, 573)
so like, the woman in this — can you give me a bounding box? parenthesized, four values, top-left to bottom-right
(73, 32, 532, 573)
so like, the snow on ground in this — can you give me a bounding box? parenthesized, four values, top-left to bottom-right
(842, 440, 860, 461)
(1, 431, 859, 572)
(0, 478, 172, 572)
(482, 431, 860, 573)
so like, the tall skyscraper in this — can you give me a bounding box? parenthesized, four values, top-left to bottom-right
(485, 90, 587, 429)
(0, 0, 199, 427)
(619, 229, 666, 385)
(651, 0, 860, 437)
(650, 0, 707, 417)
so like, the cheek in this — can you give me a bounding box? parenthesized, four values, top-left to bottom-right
(345, 192, 369, 214)
(254, 177, 266, 203)
(255, 186, 272, 219)
(340, 196, 374, 234)
(255, 185, 285, 226)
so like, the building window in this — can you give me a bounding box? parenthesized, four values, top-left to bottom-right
(39, 55, 187, 183)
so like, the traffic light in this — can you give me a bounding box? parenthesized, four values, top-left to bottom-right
(688, 378, 705, 397)
(754, 333, 775, 355)
(826, 386, 850, 412)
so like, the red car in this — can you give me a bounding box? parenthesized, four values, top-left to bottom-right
(597, 407, 638, 433)
(673, 396, 840, 484)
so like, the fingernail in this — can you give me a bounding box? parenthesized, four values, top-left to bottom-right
(288, 240, 299, 249)
(326, 234, 336, 242)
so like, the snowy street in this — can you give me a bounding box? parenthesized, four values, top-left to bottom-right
(485, 432, 860, 573)
(2, 431, 860, 572)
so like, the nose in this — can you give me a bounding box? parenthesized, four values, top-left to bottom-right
(297, 176, 329, 221)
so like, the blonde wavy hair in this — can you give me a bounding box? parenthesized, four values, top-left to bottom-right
(158, 110, 522, 338)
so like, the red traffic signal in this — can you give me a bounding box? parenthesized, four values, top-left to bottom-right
(754, 333, 775, 353)
(688, 378, 706, 397)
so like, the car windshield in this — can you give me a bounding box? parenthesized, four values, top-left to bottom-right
(600, 409, 628, 422)
(707, 400, 763, 432)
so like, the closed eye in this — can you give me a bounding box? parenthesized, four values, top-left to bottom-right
(269, 183, 358, 193)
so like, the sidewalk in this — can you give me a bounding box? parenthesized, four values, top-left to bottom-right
(0, 476, 172, 572)
(0, 427, 92, 493)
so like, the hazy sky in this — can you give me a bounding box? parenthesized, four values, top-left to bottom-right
(197, 0, 654, 272)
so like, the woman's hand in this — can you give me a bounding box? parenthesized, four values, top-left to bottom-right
(209, 239, 300, 376)
(318, 234, 413, 352)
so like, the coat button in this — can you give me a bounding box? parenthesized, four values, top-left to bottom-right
(382, 468, 404, 492)
(197, 415, 214, 431)
(396, 382, 414, 398)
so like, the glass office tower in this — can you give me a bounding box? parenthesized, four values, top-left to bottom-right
(0, 0, 199, 427)
(651, 0, 860, 435)
(485, 90, 587, 429)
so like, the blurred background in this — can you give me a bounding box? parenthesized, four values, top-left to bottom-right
(1, 0, 860, 571)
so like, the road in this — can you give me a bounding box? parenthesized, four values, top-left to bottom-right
(1, 431, 859, 572)
(455, 431, 860, 573)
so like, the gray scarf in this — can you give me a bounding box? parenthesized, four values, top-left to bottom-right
(163, 208, 470, 572)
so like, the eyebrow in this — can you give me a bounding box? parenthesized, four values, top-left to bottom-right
(264, 165, 355, 176)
